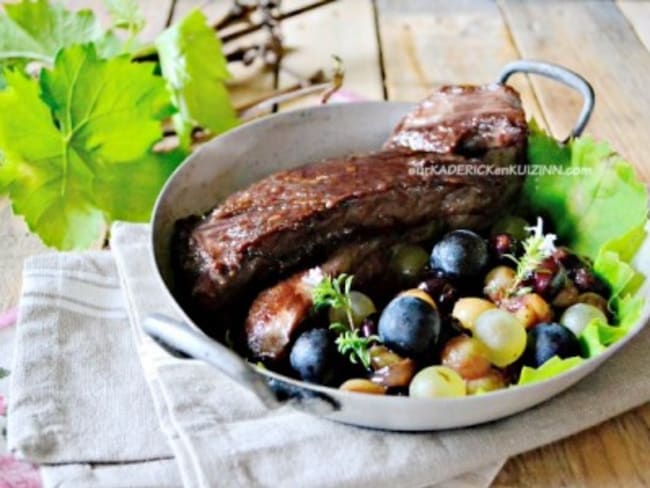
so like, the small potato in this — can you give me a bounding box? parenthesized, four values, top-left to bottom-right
(452, 298, 496, 330)
(502, 293, 552, 329)
(340, 379, 386, 395)
(576, 292, 609, 316)
(552, 281, 579, 308)
(483, 266, 516, 302)
(369, 345, 403, 371)
(466, 369, 507, 395)
(441, 336, 491, 380)
(371, 358, 417, 388)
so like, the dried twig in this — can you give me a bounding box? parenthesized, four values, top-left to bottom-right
(214, 0, 258, 31)
(219, 0, 336, 43)
(320, 55, 344, 104)
(160, 66, 340, 143)
(235, 69, 325, 112)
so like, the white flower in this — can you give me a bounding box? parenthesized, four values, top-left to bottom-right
(525, 216, 557, 257)
(302, 267, 325, 289)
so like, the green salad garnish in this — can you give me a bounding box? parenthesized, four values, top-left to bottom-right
(517, 123, 648, 385)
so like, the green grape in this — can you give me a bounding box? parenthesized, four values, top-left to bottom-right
(409, 366, 466, 398)
(329, 291, 376, 327)
(390, 244, 429, 277)
(560, 303, 607, 337)
(474, 309, 527, 367)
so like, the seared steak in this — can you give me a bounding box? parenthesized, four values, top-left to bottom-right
(174, 83, 527, 330)
(245, 239, 388, 361)
(385, 84, 526, 155)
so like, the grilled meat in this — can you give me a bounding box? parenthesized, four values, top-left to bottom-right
(176, 151, 520, 312)
(174, 84, 528, 343)
(245, 239, 387, 361)
(385, 84, 526, 156)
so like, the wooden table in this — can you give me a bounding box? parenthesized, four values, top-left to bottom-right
(2, 0, 649, 485)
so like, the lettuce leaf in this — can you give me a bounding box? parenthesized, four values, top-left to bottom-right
(517, 126, 648, 384)
(579, 317, 627, 357)
(524, 125, 647, 259)
(518, 356, 584, 386)
(595, 226, 646, 297)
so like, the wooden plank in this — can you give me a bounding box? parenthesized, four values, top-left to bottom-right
(64, 0, 174, 42)
(494, 404, 650, 486)
(375, 0, 545, 125)
(500, 0, 650, 180)
(618, 1, 650, 51)
(277, 0, 384, 109)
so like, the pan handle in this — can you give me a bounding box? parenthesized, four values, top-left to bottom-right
(143, 314, 339, 414)
(496, 60, 595, 141)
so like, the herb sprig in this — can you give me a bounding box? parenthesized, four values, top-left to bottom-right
(311, 273, 380, 369)
(506, 217, 557, 296)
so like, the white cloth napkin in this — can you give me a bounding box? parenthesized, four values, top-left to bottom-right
(7, 222, 650, 487)
(7, 223, 503, 487)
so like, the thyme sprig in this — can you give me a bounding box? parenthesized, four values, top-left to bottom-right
(311, 273, 380, 369)
(506, 217, 557, 296)
(329, 323, 381, 369)
(312, 273, 353, 311)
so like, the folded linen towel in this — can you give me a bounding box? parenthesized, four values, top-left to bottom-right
(7, 224, 502, 487)
(7, 222, 650, 487)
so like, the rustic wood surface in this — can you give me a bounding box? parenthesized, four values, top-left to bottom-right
(1, 0, 649, 486)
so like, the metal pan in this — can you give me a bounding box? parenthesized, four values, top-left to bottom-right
(144, 60, 649, 430)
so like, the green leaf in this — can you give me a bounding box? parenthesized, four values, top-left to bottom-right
(0, 0, 105, 65)
(579, 322, 607, 357)
(523, 127, 648, 365)
(155, 9, 238, 148)
(616, 294, 645, 332)
(524, 128, 648, 259)
(0, 45, 182, 249)
(579, 317, 622, 357)
(580, 294, 646, 357)
(94, 148, 183, 222)
(0, 367, 9, 380)
(517, 356, 584, 386)
(39, 45, 170, 161)
(104, 0, 144, 35)
(312, 273, 353, 311)
(594, 249, 643, 299)
(328, 322, 348, 334)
